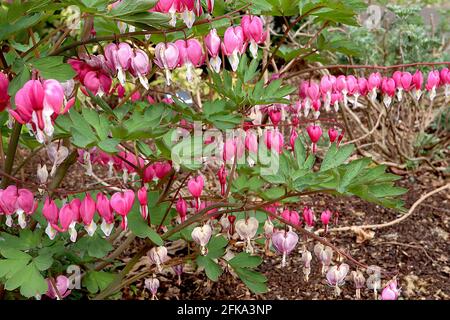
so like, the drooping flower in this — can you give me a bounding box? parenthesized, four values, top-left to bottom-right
(58, 199, 80, 242)
(205, 28, 222, 73)
(9, 79, 75, 143)
(235, 217, 259, 253)
(15, 188, 38, 229)
(321, 209, 332, 233)
(326, 263, 349, 296)
(381, 278, 401, 300)
(0, 71, 10, 112)
(221, 26, 246, 72)
(217, 164, 227, 196)
(176, 196, 187, 222)
(271, 229, 299, 267)
(130, 48, 151, 89)
(96, 193, 115, 236)
(381, 77, 396, 108)
(328, 127, 339, 143)
(175, 39, 204, 81)
(306, 125, 322, 153)
(351, 270, 366, 299)
(0, 185, 19, 227)
(187, 175, 204, 210)
(45, 275, 71, 300)
(144, 277, 160, 300)
(303, 206, 314, 227)
(104, 42, 133, 86)
(110, 190, 135, 230)
(281, 209, 300, 226)
(80, 194, 97, 236)
(240, 15, 266, 58)
(191, 224, 212, 255)
(154, 0, 181, 27)
(137, 186, 149, 220)
(412, 70, 423, 100)
(264, 129, 284, 154)
(368, 72, 382, 102)
(425, 70, 440, 101)
(147, 246, 169, 271)
(43, 197, 59, 240)
(154, 42, 180, 85)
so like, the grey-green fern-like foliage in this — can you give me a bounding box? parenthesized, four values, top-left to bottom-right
(339, 4, 449, 67)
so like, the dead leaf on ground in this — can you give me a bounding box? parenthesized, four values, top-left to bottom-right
(351, 226, 375, 243)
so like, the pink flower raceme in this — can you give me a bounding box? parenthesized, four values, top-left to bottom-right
(96, 193, 115, 236)
(306, 125, 322, 153)
(0, 71, 10, 111)
(9, 79, 75, 143)
(271, 229, 299, 267)
(69, 54, 112, 97)
(241, 15, 266, 58)
(137, 186, 148, 220)
(0, 186, 37, 229)
(222, 26, 246, 71)
(205, 28, 222, 73)
(175, 39, 204, 81)
(154, 42, 180, 85)
(188, 175, 204, 210)
(45, 275, 71, 300)
(110, 190, 135, 230)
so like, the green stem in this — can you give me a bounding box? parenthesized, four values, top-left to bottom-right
(1, 122, 22, 188)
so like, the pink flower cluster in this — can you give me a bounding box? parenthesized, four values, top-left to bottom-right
(152, 0, 214, 28)
(0, 185, 37, 229)
(8, 79, 75, 143)
(69, 54, 113, 96)
(43, 189, 138, 241)
(69, 43, 150, 95)
(297, 68, 450, 118)
(154, 14, 266, 84)
(278, 207, 337, 231)
(78, 148, 172, 183)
